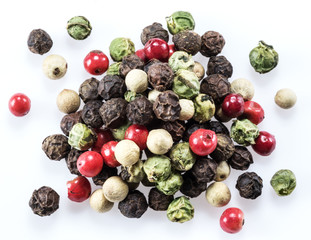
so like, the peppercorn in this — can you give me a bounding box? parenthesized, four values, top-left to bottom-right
(156, 171, 183, 195)
(228, 145, 253, 170)
(270, 169, 296, 196)
(192, 61, 205, 80)
(89, 189, 114, 213)
(236, 172, 263, 199)
(56, 89, 80, 114)
(29, 186, 59, 217)
(81, 100, 103, 129)
(166, 196, 194, 223)
(169, 142, 196, 171)
(114, 139, 140, 167)
(102, 176, 129, 202)
(99, 98, 128, 129)
(193, 94, 215, 123)
(148, 89, 161, 103)
(98, 75, 127, 101)
(42, 54, 68, 80)
(189, 158, 217, 183)
(214, 161, 231, 182)
(200, 31, 225, 57)
(274, 88, 297, 109)
(65, 148, 84, 175)
(179, 99, 195, 121)
(147, 62, 174, 91)
(210, 134, 235, 162)
(124, 90, 144, 102)
(230, 119, 259, 146)
(153, 90, 181, 122)
(200, 74, 231, 104)
(143, 155, 172, 182)
(27, 29, 53, 55)
(141, 168, 156, 187)
(172, 30, 201, 55)
(205, 120, 230, 136)
(68, 123, 96, 151)
(119, 54, 145, 78)
(125, 69, 148, 93)
(126, 96, 154, 125)
(205, 182, 231, 207)
(168, 51, 195, 72)
(160, 120, 185, 142)
(60, 110, 83, 136)
(42, 134, 71, 160)
(66, 16, 92, 40)
(92, 164, 118, 186)
(207, 56, 233, 78)
(141, 22, 169, 45)
(111, 121, 131, 141)
(120, 159, 145, 183)
(144, 58, 161, 73)
(230, 78, 255, 101)
(106, 62, 121, 76)
(146, 129, 173, 155)
(148, 187, 174, 211)
(118, 190, 148, 218)
(172, 69, 200, 99)
(109, 37, 135, 62)
(180, 171, 207, 198)
(166, 11, 195, 35)
(79, 77, 101, 103)
(214, 105, 232, 123)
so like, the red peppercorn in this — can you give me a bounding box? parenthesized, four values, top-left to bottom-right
(189, 129, 217, 156)
(252, 131, 276, 156)
(67, 176, 91, 202)
(100, 141, 121, 168)
(77, 151, 104, 177)
(8, 93, 31, 117)
(168, 44, 176, 58)
(84, 50, 109, 75)
(220, 207, 244, 234)
(222, 93, 245, 118)
(144, 38, 169, 62)
(240, 101, 265, 125)
(124, 124, 149, 150)
(135, 49, 147, 63)
(91, 129, 114, 153)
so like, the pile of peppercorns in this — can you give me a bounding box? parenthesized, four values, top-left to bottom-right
(20, 12, 298, 234)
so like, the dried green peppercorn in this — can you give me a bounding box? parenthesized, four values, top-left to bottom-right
(236, 172, 263, 199)
(230, 119, 259, 146)
(118, 190, 148, 218)
(65, 148, 84, 175)
(172, 69, 200, 99)
(68, 123, 96, 151)
(141, 22, 169, 45)
(126, 96, 154, 125)
(207, 56, 233, 78)
(107, 62, 121, 76)
(81, 100, 103, 129)
(66, 16, 92, 40)
(193, 94, 215, 123)
(42, 134, 71, 161)
(60, 110, 83, 136)
(156, 171, 183, 195)
(249, 41, 278, 74)
(160, 120, 185, 142)
(210, 134, 235, 162)
(119, 54, 145, 78)
(228, 145, 253, 170)
(98, 75, 127, 101)
(169, 142, 196, 171)
(180, 171, 207, 198)
(111, 121, 131, 141)
(120, 159, 145, 183)
(79, 77, 101, 103)
(166, 11, 195, 35)
(92, 164, 118, 186)
(168, 51, 195, 72)
(143, 155, 171, 182)
(172, 30, 201, 55)
(124, 90, 144, 102)
(27, 29, 53, 55)
(200, 31, 225, 57)
(109, 37, 135, 62)
(148, 187, 174, 211)
(147, 62, 174, 91)
(167, 196, 194, 223)
(270, 169, 296, 196)
(189, 158, 218, 184)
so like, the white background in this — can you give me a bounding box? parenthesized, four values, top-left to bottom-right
(0, 0, 310, 239)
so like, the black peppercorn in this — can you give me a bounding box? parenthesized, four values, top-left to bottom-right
(207, 56, 233, 78)
(147, 62, 174, 91)
(189, 158, 217, 183)
(42, 134, 71, 161)
(98, 75, 127, 101)
(160, 120, 185, 142)
(79, 77, 101, 103)
(81, 100, 103, 129)
(200, 31, 225, 57)
(148, 187, 174, 211)
(153, 90, 181, 122)
(99, 98, 128, 129)
(228, 145, 253, 170)
(141, 22, 169, 45)
(65, 148, 84, 175)
(205, 120, 230, 136)
(92, 164, 118, 186)
(118, 190, 148, 218)
(182, 120, 205, 142)
(236, 172, 263, 199)
(29, 186, 59, 217)
(180, 172, 207, 198)
(172, 30, 201, 55)
(119, 54, 145, 78)
(144, 59, 161, 73)
(126, 96, 154, 125)
(27, 29, 53, 55)
(200, 74, 231, 104)
(60, 110, 83, 136)
(210, 134, 235, 162)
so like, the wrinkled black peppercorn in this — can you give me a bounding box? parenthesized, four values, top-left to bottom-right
(141, 22, 169, 45)
(207, 56, 233, 78)
(228, 146, 253, 170)
(42, 134, 71, 161)
(126, 96, 154, 125)
(144, 59, 161, 73)
(92, 164, 118, 186)
(205, 120, 230, 136)
(148, 187, 174, 211)
(118, 190, 148, 218)
(65, 148, 84, 175)
(160, 120, 185, 142)
(81, 100, 103, 129)
(200, 31, 225, 57)
(60, 110, 83, 136)
(98, 75, 127, 100)
(236, 172, 263, 199)
(119, 54, 145, 78)
(200, 74, 231, 104)
(29, 186, 59, 217)
(172, 30, 201, 55)
(153, 90, 181, 122)
(27, 29, 53, 55)
(147, 62, 174, 91)
(189, 158, 217, 183)
(99, 98, 128, 129)
(79, 77, 101, 103)
(180, 172, 207, 198)
(210, 134, 235, 162)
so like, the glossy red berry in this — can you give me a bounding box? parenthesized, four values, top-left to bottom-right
(124, 124, 149, 150)
(220, 207, 244, 234)
(144, 38, 169, 62)
(135, 49, 147, 63)
(189, 129, 217, 156)
(8, 93, 31, 117)
(252, 131, 276, 156)
(77, 151, 104, 177)
(222, 93, 245, 118)
(67, 176, 91, 202)
(91, 129, 114, 153)
(84, 50, 109, 75)
(100, 141, 120, 168)
(168, 44, 176, 58)
(240, 101, 265, 125)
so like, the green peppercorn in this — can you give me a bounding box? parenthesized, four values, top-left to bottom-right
(169, 142, 196, 171)
(106, 62, 121, 76)
(143, 155, 171, 182)
(66, 16, 92, 40)
(167, 196, 194, 223)
(166, 11, 195, 35)
(193, 94, 216, 123)
(111, 121, 131, 141)
(172, 69, 200, 99)
(230, 119, 259, 146)
(168, 51, 195, 72)
(249, 41, 279, 74)
(156, 171, 183, 195)
(270, 169, 296, 196)
(109, 37, 135, 62)
(68, 123, 96, 150)
(120, 159, 145, 183)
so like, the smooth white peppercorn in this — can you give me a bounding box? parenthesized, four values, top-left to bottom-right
(179, 99, 195, 121)
(146, 129, 173, 155)
(214, 161, 231, 182)
(42, 54, 67, 80)
(114, 139, 140, 166)
(148, 89, 161, 103)
(56, 89, 80, 114)
(192, 61, 205, 80)
(102, 176, 129, 202)
(125, 69, 148, 93)
(205, 182, 231, 207)
(89, 189, 114, 213)
(230, 78, 254, 101)
(274, 88, 297, 109)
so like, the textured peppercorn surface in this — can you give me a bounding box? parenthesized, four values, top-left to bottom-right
(236, 172, 263, 199)
(141, 22, 169, 45)
(60, 111, 83, 136)
(228, 145, 253, 170)
(207, 56, 233, 78)
(79, 77, 101, 103)
(118, 190, 148, 218)
(172, 30, 201, 55)
(160, 120, 185, 142)
(98, 75, 127, 101)
(166, 196, 194, 223)
(126, 96, 154, 125)
(189, 158, 217, 183)
(27, 29, 53, 55)
(42, 134, 71, 161)
(148, 187, 174, 211)
(81, 100, 103, 129)
(210, 134, 235, 162)
(180, 171, 207, 198)
(200, 31, 225, 57)
(65, 148, 84, 175)
(119, 54, 145, 78)
(147, 62, 174, 91)
(205, 121, 230, 136)
(92, 164, 118, 186)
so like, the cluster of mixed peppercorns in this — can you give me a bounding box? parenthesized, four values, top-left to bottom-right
(14, 12, 298, 234)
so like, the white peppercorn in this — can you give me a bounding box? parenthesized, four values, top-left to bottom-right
(42, 54, 67, 80)
(102, 176, 129, 202)
(114, 140, 140, 166)
(214, 161, 231, 182)
(274, 88, 297, 109)
(192, 61, 205, 80)
(148, 89, 161, 103)
(56, 89, 80, 114)
(89, 189, 114, 213)
(146, 129, 173, 155)
(179, 99, 195, 121)
(205, 182, 231, 207)
(230, 78, 254, 101)
(125, 69, 148, 93)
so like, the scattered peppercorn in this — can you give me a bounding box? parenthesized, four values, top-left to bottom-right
(166, 196, 194, 223)
(172, 30, 201, 55)
(98, 75, 127, 101)
(189, 158, 217, 183)
(81, 100, 103, 129)
(148, 187, 174, 211)
(120, 159, 145, 183)
(274, 88, 297, 109)
(180, 171, 207, 198)
(228, 145, 253, 170)
(230, 119, 259, 146)
(270, 169, 296, 196)
(166, 11, 195, 35)
(42, 54, 68, 80)
(207, 56, 233, 78)
(147, 62, 174, 91)
(141, 22, 169, 45)
(42, 134, 71, 161)
(205, 182, 231, 207)
(200, 31, 225, 57)
(193, 94, 215, 123)
(156, 171, 183, 195)
(27, 29, 53, 55)
(109, 37, 135, 62)
(172, 69, 200, 99)
(65, 148, 84, 175)
(168, 51, 195, 72)
(119, 54, 145, 78)
(205, 120, 230, 136)
(236, 172, 263, 199)
(67, 16, 92, 40)
(230, 78, 254, 101)
(214, 161, 231, 182)
(79, 77, 101, 103)
(160, 120, 185, 142)
(118, 190, 148, 218)
(126, 96, 154, 126)
(210, 134, 235, 162)
(68, 123, 96, 151)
